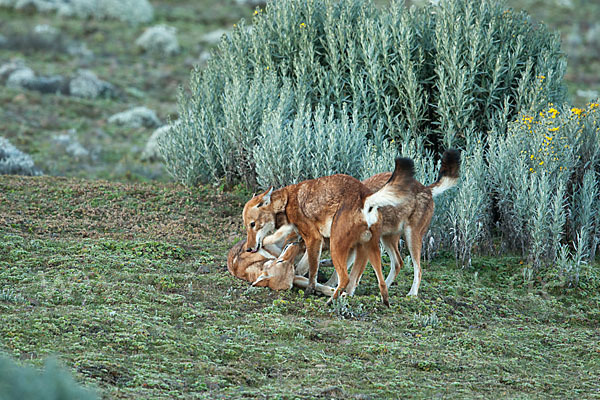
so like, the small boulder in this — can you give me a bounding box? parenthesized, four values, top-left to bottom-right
(108, 106, 161, 129)
(201, 29, 230, 45)
(52, 133, 90, 159)
(0, 136, 42, 176)
(141, 120, 179, 161)
(135, 24, 179, 56)
(0, 59, 27, 82)
(68, 69, 114, 99)
(6, 67, 36, 89)
(234, 0, 267, 7)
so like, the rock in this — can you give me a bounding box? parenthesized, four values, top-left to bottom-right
(6, 67, 36, 89)
(0, 59, 27, 82)
(197, 265, 210, 274)
(319, 386, 344, 398)
(141, 121, 179, 161)
(585, 23, 600, 45)
(68, 69, 114, 99)
(108, 106, 161, 129)
(66, 42, 93, 60)
(198, 50, 211, 65)
(52, 133, 90, 159)
(26, 75, 67, 94)
(201, 29, 230, 45)
(135, 24, 179, 56)
(576, 89, 599, 101)
(32, 24, 60, 41)
(0, 136, 42, 176)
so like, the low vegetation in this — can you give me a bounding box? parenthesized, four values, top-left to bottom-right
(1, 0, 600, 398)
(1, 176, 599, 398)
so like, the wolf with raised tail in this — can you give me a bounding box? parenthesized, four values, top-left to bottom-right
(242, 155, 428, 306)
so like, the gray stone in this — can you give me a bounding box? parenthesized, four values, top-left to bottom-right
(68, 69, 113, 99)
(6, 67, 36, 89)
(0, 136, 42, 176)
(201, 29, 230, 45)
(135, 24, 179, 56)
(141, 121, 179, 161)
(108, 106, 161, 129)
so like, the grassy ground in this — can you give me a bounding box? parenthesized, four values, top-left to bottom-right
(1, 0, 600, 398)
(1, 175, 599, 399)
(1, 0, 599, 183)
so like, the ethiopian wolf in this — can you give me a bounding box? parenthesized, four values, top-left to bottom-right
(359, 149, 461, 296)
(242, 158, 418, 306)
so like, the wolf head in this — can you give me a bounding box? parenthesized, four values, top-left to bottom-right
(252, 242, 300, 290)
(242, 187, 285, 253)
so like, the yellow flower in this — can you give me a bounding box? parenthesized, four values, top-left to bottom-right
(571, 107, 583, 116)
(538, 75, 546, 80)
(299, 22, 306, 28)
(254, 9, 259, 15)
(548, 127, 559, 132)
(539, 161, 544, 165)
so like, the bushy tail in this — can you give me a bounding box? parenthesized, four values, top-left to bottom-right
(363, 157, 415, 226)
(428, 149, 460, 197)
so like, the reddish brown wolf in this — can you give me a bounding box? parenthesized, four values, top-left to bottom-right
(242, 158, 420, 306)
(360, 149, 460, 296)
(227, 237, 334, 296)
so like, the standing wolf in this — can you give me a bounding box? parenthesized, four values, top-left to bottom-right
(243, 157, 418, 306)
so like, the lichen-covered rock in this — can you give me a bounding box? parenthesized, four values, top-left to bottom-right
(108, 107, 161, 129)
(53, 133, 90, 159)
(141, 121, 179, 161)
(0, 59, 27, 82)
(234, 0, 267, 8)
(135, 24, 179, 56)
(0, 136, 42, 176)
(68, 69, 113, 99)
(32, 24, 60, 41)
(6, 67, 36, 89)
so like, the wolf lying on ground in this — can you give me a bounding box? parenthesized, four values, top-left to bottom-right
(227, 235, 335, 296)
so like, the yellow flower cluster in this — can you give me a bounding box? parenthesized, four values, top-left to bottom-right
(520, 101, 599, 174)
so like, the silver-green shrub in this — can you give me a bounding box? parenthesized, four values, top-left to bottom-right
(0, 356, 98, 400)
(488, 102, 600, 273)
(161, 0, 566, 187)
(448, 144, 490, 268)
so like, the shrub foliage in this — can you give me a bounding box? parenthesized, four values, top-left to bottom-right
(0, 356, 98, 400)
(161, 0, 566, 187)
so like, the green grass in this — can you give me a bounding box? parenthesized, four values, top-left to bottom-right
(1, 0, 599, 397)
(1, 176, 599, 399)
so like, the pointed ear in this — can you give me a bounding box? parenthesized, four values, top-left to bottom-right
(252, 274, 272, 286)
(258, 187, 273, 207)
